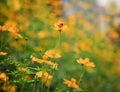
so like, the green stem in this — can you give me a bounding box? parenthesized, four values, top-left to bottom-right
(20, 81, 25, 92)
(41, 81, 44, 92)
(68, 88, 72, 92)
(47, 86, 50, 92)
(78, 66, 85, 85)
(5, 80, 9, 92)
(55, 31, 61, 49)
(0, 32, 3, 50)
(33, 79, 37, 92)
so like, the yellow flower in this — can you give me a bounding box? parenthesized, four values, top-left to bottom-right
(30, 54, 45, 64)
(38, 31, 47, 38)
(30, 54, 58, 69)
(44, 60, 58, 69)
(63, 78, 80, 90)
(42, 72, 53, 87)
(77, 58, 95, 72)
(54, 20, 69, 32)
(0, 52, 7, 55)
(23, 74, 31, 80)
(42, 55, 48, 60)
(36, 71, 43, 78)
(2, 84, 16, 92)
(45, 49, 61, 58)
(0, 72, 9, 82)
(19, 67, 27, 72)
(1, 21, 23, 38)
(36, 71, 53, 87)
(0, 25, 7, 31)
(109, 31, 119, 40)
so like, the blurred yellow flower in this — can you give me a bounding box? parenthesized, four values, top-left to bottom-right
(36, 71, 53, 87)
(23, 74, 31, 80)
(101, 15, 111, 22)
(30, 54, 58, 69)
(54, 20, 69, 32)
(20, 67, 27, 72)
(36, 71, 43, 78)
(42, 72, 53, 87)
(0, 72, 8, 82)
(63, 78, 80, 90)
(61, 42, 71, 52)
(38, 31, 47, 38)
(77, 58, 95, 72)
(45, 49, 61, 58)
(42, 55, 48, 60)
(44, 60, 58, 69)
(109, 31, 119, 40)
(0, 52, 7, 55)
(2, 84, 16, 92)
(30, 54, 45, 64)
(1, 21, 23, 38)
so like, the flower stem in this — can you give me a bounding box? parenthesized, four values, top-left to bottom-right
(78, 66, 85, 85)
(33, 79, 37, 92)
(55, 31, 61, 49)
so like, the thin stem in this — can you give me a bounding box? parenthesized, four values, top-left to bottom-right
(55, 31, 61, 49)
(41, 79, 44, 92)
(20, 81, 25, 92)
(5, 80, 9, 92)
(68, 88, 73, 92)
(33, 78, 37, 92)
(0, 32, 3, 50)
(78, 66, 85, 85)
(47, 86, 50, 92)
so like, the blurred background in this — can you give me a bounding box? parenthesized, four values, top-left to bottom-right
(0, 0, 120, 92)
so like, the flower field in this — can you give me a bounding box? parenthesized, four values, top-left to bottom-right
(0, 0, 120, 92)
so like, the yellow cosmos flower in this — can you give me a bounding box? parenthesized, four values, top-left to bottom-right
(36, 71, 53, 87)
(54, 20, 69, 32)
(0, 21, 23, 38)
(44, 60, 58, 69)
(0, 72, 9, 82)
(19, 67, 27, 72)
(2, 84, 16, 92)
(63, 78, 80, 90)
(30, 54, 58, 69)
(30, 54, 45, 64)
(77, 58, 95, 72)
(36, 71, 43, 78)
(23, 74, 31, 80)
(45, 49, 61, 58)
(38, 31, 47, 39)
(0, 52, 7, 55)
(42, 72, 53, 87)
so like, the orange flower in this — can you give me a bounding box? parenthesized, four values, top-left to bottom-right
(42, 72, 53, 87)
(44, 60, 58, 69)
(36, 71, 43, 78)
(30, 55, 45, 64)
(63, 78, 80, 90)
(0, 72, 9, 82)
(38, 31, 47, 38)
(19, 67, 27, 72)
(0, 52, 7, 55)
(1, 21, 23, 38)
(42, 55, 48, 60)
(36, 71, 53, 87)
(2, 84, 16, 92)
(54, 20, 69, 32)
(0, 25, 7, 31)
(77, 58, 95, 72)
(45, 49, 61, 58)
(30, 54, 58, 69)
(23, 74, 31, 80)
